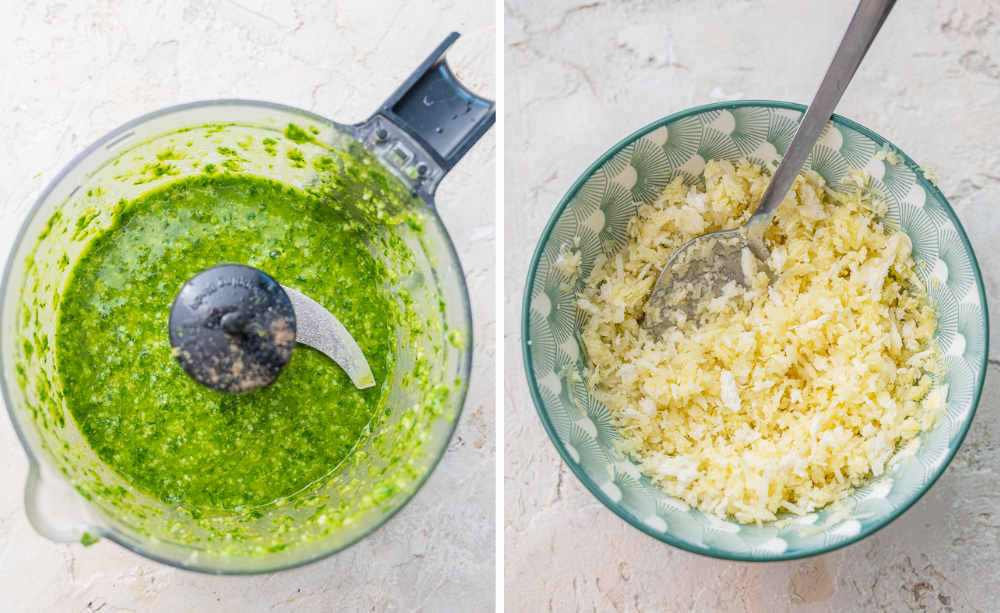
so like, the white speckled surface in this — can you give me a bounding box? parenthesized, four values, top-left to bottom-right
(505, 1, 998, 611)
(0, 1, 494, 611)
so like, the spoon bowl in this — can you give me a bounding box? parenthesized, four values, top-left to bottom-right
(643, 227, 771, 338)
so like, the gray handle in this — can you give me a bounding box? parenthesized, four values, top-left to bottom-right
(356, 33, 495, 202)
(749, 0, 896, 232)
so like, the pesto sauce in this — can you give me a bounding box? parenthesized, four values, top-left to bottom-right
(55, 174, 395, 512)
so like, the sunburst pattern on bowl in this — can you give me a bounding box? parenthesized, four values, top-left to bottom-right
(522, 101, 988, 561)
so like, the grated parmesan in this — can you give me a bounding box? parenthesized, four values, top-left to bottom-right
(874, 143, 903, 166)
(579, 159, 943, 524)
(555, 245, 582, 278)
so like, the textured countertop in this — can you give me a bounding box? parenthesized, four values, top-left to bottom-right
(505, 1, 999, 611)
(0, 1, 494, 611)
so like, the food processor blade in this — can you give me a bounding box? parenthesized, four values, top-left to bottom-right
(168, 264, 373, 392)
(282, 285, 375, 390)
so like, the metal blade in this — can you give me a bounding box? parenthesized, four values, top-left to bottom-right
(281, 285, 376, 389)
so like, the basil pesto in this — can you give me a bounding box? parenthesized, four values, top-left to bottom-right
(56, 174, 395, 512)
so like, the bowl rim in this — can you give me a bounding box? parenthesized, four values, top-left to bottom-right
(520, 98, 990, 562)
(0, 98, 474, 574)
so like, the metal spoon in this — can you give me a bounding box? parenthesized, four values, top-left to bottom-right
(642, 0, 896, 340)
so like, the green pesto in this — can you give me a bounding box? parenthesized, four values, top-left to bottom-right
(287, 148, 306, 168)
(55, 174, 395, 512)
(284, 124, 314, 144)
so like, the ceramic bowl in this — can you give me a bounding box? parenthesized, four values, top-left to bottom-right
(522, 100, 988, 560)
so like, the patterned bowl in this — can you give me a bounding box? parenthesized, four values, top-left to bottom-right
(522, 100, 989, 561)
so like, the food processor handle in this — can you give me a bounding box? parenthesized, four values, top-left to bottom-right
(357, 32, 495, 201)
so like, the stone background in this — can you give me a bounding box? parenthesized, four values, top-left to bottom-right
(504, 0, 999, 611)
(0, 1, 495, 611)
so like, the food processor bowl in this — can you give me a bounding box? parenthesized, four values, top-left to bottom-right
(1, 34, 492, 573)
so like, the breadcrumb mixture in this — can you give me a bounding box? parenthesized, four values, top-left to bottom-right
(579, 160, 942, 523)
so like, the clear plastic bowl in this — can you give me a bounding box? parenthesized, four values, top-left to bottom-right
(1, 100, 472, 573)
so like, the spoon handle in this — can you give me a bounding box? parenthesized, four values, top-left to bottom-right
(748, 0, 896, 231)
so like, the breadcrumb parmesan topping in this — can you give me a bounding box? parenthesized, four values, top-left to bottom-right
(875, 143, 903, 166)
(579, 160, 943, 523)
(555, 244, 582, 278)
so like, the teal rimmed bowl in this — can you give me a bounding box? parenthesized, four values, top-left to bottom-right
(522, 100, 989, 561)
